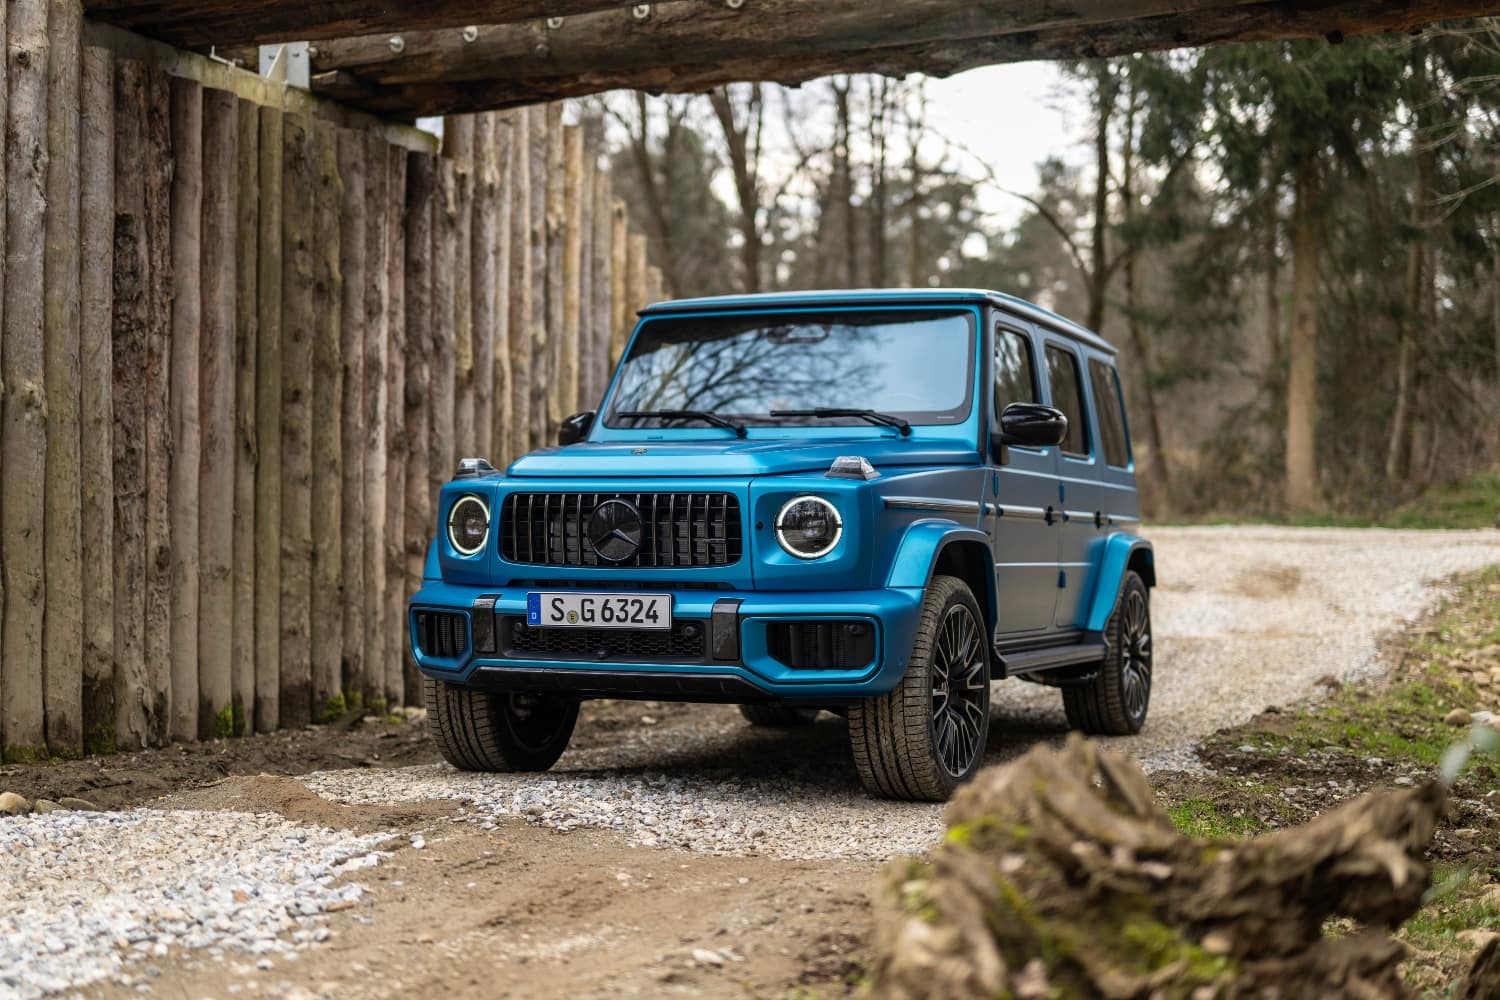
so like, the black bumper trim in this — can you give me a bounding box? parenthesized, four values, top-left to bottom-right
(467, 666, 778, 703)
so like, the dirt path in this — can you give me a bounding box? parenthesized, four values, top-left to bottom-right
(10, 526, 1500, 998)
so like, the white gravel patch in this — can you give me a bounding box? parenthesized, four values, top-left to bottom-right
(0, 809, 391, 998)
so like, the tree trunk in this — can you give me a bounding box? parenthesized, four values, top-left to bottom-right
(403, 151, 436, 706)
(585, 159, 612, 410)
(231, 96, 258, 736)
(361, 131, 389, 709)
(506, 108, 532, 462)
(1264, 163, 1282, 402)
(1386, 44, 1431, 488)
(626, 92, 677, 298)
(4, 0, 51, 760)
(309, 119, 343, 721)
(44, 0, 84, 757)
(561, 124, 584, 419)
(1086, 62, 1114, 335)
(1284, 155, 1321, 512)
(609, 198, 628, 365)
(446, 115, 475, 456)
(79, 42, 116, 752)
(868, 77, 891, 288)
(337, 130, 367, 706)
(253, 104, 283, 732)
(528, 106, 550, 450)
(279, 112, 315, 729)
(111, 58, 151, 750)
(143, 65, 173, 747)
(709, 87, 762, 294)
(383, 147, 407, 705)
(627, 232, 648, 319)
(198, 86, 238, 738)
(471, 113, 496, 462)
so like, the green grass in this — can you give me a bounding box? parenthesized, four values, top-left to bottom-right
(1171, 468, 1500, 530)
(1166, 798, 1269, 840)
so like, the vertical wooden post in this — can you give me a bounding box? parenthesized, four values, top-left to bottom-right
(574, 129, 595, 410)
(586, 169, 613, 409)
(446, 116, 475, 457)
(491, 112, 514, 468)
(3, 0, 50, 760)
(44, 0, 83, 757)
(198, 86, 237, 739)
(384, 147, 407, 706)
(310, 119, 343, 721)
(253, 104, 283, 733)
(507, 108, 531, 463)
(471, 113, 496, 462)
(168, 76, 203, 743)
(279, 112, 315, 730)
(645, 264, 663, 310)
(231, 97, 258, 736)
(0, 0, 8, 759)
(561, 124, 584, 421)
(626, 232, 648, 329)
(362, 132, 389, 709)
(544, 106, 565, 434)
(403, 151, 435, 705)
(110, 59, 149, 750)
(79, 42, 115, 753)
(430, 158, 458, 507)
(142, 65, 173, 747)
(337, 130, 367, 707)
(528, 106, 549, 451)
(609, 198, 628, 368)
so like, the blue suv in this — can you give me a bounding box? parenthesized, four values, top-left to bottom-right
(411, 290, 1155, 800)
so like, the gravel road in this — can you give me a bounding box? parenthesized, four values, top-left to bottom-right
(5, 526, 1500, 997)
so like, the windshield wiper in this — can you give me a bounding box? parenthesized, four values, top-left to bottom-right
(770, 408, 912, 437)
(618, 409, 748, 438)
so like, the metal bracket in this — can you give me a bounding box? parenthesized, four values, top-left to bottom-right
(259, 42, 310, 89)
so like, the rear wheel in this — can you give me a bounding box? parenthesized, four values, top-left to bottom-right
(849, 575, 990, 801)
(1063, 570, 1152, 735)
(424, 677, 579, 772)
(738, 704, 820, 728)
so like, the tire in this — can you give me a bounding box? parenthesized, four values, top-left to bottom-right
(1063, 570, 1153, 735)
(424, 677, 579, 772)
(849, 575, 991, 801)
(738, 704, 820, 728)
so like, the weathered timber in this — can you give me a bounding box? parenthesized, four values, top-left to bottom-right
(79, 42, 116, 752)
(253, 104, 282, 732)
(231, 96, 258, 735)
(608, 197, 627, 368)
(143, 64, 173, 747)
(279, 112, 315, 730)
(0, 0, 8, 756)
(572, 128, 594, 414)
(168, 75, 203, 743)
(625, 231, 647, 345)
(471, 113, 497, 462)
(491, 112, 515, 468)
(544, 108, 565, 431)
(429, 158, 458, 514)
(82, 0, 676, 49)
(361, 131, 389, 708)
(644, 264, 663, 313)
(446, 117, 475, 457)
(4, 0, 51, 760)
(527, 107, 548, 451)
(309, 119, 343, 720)
(585, 166, 612, 410)
(110, 58, 150, 750)
(337, 129, 366, 705)
(384, 146, 407, 705)
(311, 0, 1500, 115)
(402, 151, 435, 705)
(506, 109, 530, 463)
(44, 0, 85, 757)
(198, 86, 237, 739)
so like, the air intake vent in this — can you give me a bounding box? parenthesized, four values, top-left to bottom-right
(500, 493, 742, 568)
(414, 611, 469, 659)
(500, 617, 707, 662)
(767, 621, 876, 671)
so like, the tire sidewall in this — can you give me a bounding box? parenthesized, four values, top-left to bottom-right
(1108, 571, 1151, 732)
(912, 577, 991, 793)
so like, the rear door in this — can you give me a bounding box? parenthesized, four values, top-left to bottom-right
(986, 321, 1059, 636)
(1042, 340, 1104, 629)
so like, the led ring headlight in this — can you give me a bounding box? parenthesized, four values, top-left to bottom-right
(775, 495, 842, 559)
(447, 495, 490, 556)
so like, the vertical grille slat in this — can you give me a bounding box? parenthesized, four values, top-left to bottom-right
(499, 492, 742, 568)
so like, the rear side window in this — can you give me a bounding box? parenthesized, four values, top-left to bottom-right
(1088, 359, 1132, 468)
(994, 329, 1037, 416)
(1044, 346, 1090, 458)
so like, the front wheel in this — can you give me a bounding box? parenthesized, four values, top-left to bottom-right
(1063, 570, 1152, 735)
(849, 575, 991, 801)
(424, 677, 579, 772)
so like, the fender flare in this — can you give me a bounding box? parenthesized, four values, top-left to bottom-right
(885, 519, 996, 628)
(1081, 533, 1155, 634)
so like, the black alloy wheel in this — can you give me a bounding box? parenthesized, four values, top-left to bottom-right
(930, 602, 988, 780)
(1063, 569, 1153, 735)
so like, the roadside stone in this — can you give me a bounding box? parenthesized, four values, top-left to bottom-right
(1446, 708, 1473, 727)
(691, 948, 725, 967)
(0, 792, 31, 815)
(57, 797, 99, 812)
(32, 800, 61, 814)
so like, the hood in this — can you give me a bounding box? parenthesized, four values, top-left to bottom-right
(507, 437, 979, 478)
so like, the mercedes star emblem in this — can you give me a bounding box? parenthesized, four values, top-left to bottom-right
(587, 499, 643, 563)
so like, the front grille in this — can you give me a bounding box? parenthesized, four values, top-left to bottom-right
(499, 616, 707, 662)
(767, 621, 876, 670)
(500, 493, 742, 568)
(414, 611, 469, 659)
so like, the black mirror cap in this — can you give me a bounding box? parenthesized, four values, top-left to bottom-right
(998, 402, 1068, 449)
(558, 410, 596, 447)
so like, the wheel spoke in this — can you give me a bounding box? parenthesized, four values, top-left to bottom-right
(929, 602, 988, 778)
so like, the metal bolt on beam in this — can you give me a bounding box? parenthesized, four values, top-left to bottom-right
(545, 17, 564, 29)
(462, 25, 479, 41)
(388, 35, 405, 53)
(632, 4, 652, 19)
(725, 0, 744, 8)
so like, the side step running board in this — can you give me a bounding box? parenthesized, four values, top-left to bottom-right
(995, 641, 1107, 679)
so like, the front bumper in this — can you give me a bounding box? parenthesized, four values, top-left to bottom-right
(407, 582, 925, 702)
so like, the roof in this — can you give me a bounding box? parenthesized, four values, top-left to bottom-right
(638, 288, 1116, 355)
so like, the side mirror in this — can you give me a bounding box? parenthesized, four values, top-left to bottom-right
(557, 410, 595, 447)
(997, 402, 1068, 449)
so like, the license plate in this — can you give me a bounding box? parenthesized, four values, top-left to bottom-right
(526, 592, 672, 630)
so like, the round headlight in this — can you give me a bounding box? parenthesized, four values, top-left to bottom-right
(447, 495, 490, 555)
(775, 495, 843, 559)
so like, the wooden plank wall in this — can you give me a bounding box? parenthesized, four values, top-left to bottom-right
(0, 5, 659, 760)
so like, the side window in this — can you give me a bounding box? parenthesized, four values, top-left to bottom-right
(1044, 345, 1090, 458)
(994, 329, 1038, 418)
(1088, 359, 1132, 468)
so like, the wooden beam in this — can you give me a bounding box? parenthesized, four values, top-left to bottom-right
(231, 96, 258, 736)
(82, 0, 686, 50)
(309, 0, 1500, 115)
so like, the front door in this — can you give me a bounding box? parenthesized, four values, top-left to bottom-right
(987, 322, 1059, 636)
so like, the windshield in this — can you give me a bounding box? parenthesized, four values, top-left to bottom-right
(603, 309, 975, 430)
